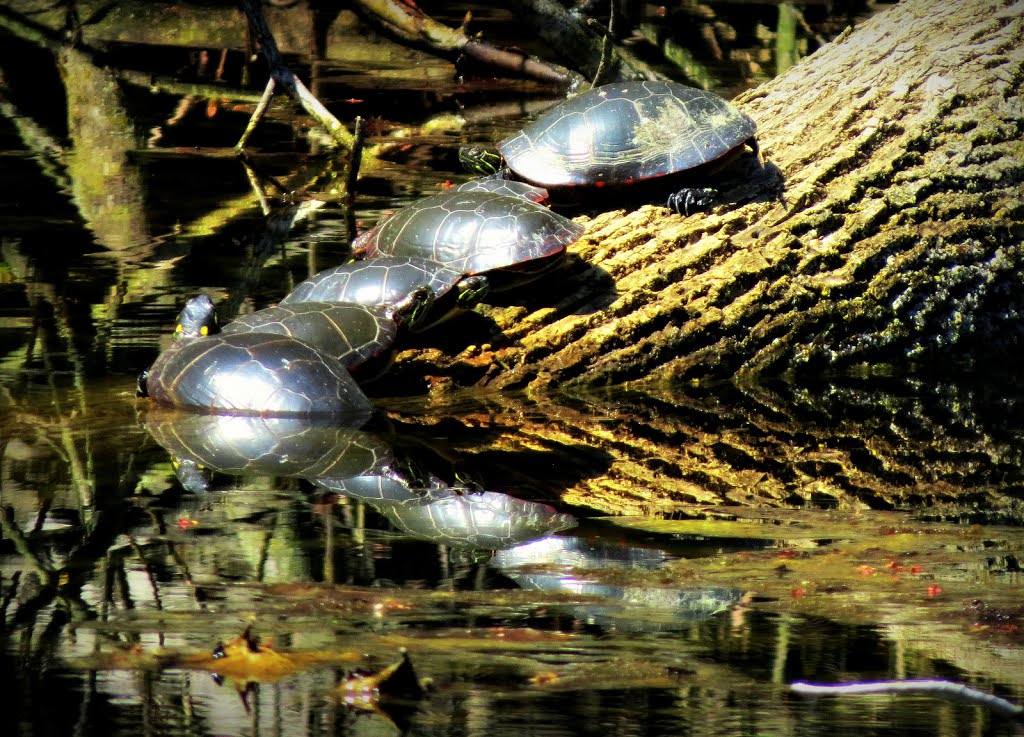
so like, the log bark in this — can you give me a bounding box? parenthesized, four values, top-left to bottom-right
(389, 0, 1024, 391)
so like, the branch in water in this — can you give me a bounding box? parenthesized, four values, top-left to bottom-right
(791, 680, 1023, 718)
(354, 0, 585, 89)
(237, 0, 354, 150)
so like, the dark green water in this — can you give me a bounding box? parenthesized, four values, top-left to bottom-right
(2, 4, 1023, 736)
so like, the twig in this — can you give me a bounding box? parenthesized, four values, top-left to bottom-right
(237, 0, 354, 150)
(355, 0, 584, 89)
(235, 77, 276, 151)
(344, 116, 366, 202)
(791, 680, 1023, 719)
(590, 0, 617, 88)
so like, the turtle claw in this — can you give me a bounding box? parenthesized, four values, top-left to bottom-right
(667, 187, 718, 216)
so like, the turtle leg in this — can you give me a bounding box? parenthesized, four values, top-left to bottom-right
(667, 187, 718, 216)
(455, 275, 490, 307)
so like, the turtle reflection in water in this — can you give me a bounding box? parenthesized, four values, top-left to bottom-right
(144, 411, 392, 493)
(493, 536, 746, 632)
(317, 473, 576, 550)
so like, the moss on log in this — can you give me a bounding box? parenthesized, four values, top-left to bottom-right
(390, 0, 1024, 390)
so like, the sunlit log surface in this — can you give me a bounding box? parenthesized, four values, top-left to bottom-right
(388, 0, 1024, 389)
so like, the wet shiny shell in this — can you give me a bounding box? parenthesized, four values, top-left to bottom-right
(144, 332, 372, 417)
(280, 257, 463, 309)
(453, 178, 549, 202)
(352, 191, 584, 275)
(144, 412, 391, 479)
(220, 302, 398, 369)
(498, 80, 757, 188)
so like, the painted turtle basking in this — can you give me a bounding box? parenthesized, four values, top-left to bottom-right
(219, 297, 429, 373)
(351, 190, 584, 290)
(460, 80, 759, 215)
(138, 294, 372, 417)
(279, 257, 486, 329)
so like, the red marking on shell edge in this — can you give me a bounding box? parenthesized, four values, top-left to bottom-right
(594, 180, 606, 188)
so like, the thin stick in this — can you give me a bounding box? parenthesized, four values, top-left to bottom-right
(791, 680, 1023, 718)
(344, 116, 366, 202)
(236, 77, 276, 151)
(591, 0, 616, 88)
(237, 0, 354, 149)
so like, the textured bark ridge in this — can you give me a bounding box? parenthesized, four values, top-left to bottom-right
(391, 0, 1024, 391)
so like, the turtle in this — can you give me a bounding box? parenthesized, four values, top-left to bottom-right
(279, 256, 487, 330)
(219, 296, 429, 373)
(351, 190, 585, 291)
(143, 411, 392, 492)
(137, 294, 372, 417)
(459, 80, 759, 215)
(316, 472, 577, 550)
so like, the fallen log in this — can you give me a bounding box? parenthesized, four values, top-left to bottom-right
(388, 0, 1024, 391)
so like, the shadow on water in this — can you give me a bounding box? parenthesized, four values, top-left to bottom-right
(1, 2, 1023, 736)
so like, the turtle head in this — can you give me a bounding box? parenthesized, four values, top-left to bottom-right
(172, 457, 213, 494)
(174, 294, 219, 341)
(458, 145, 504, 177)
(390, 285, 437, 331)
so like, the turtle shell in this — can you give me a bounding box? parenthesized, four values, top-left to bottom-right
(453, 178, 549, 202)
(144, 332, 371, 416)
(220, 302, 400, 370)
(352, 191, 584, 276)
(497, 80, 757, 189)
(142, 295, 371, 417)
(280, 257, 463, 310)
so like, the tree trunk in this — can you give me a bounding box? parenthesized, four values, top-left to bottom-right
(390, 0, 1024, 391)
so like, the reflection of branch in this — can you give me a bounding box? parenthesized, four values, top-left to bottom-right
(116, 69, 266, 105)
(218, 198, 327, 321)
(1, 506, 57, 583)
(237, 0, 354, 150)
(0, 69, 72, 197)
(0, 570, 21, 624)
